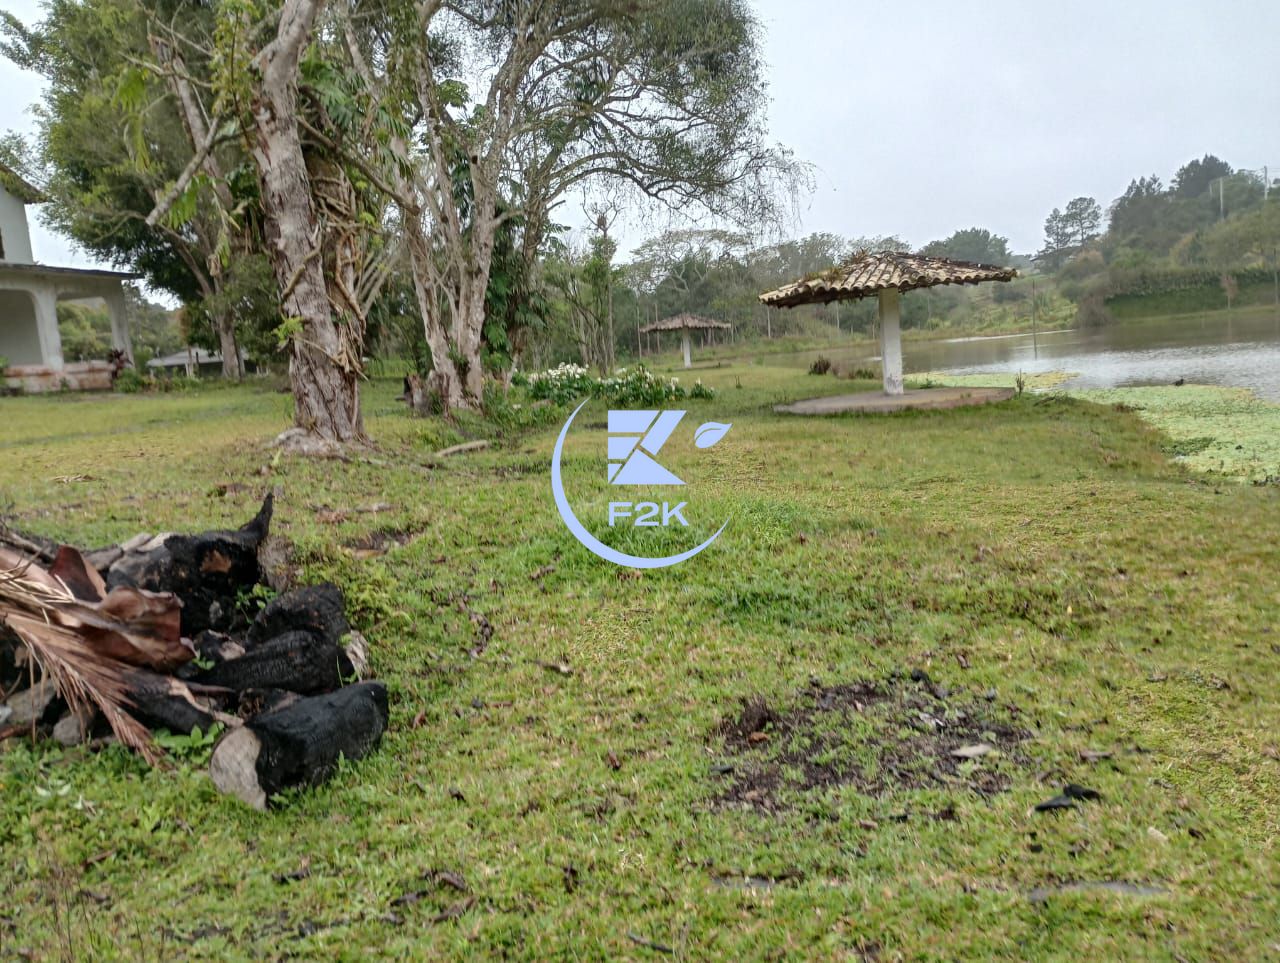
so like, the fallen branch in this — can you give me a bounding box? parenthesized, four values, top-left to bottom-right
(626, 932, 675, 955)
(433, 440, 491, 458)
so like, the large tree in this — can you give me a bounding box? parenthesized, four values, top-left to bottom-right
(1173, 154, 1233, 199)
(1062, 197, 1102, 250)
(0, 0, 273, 379)
(338, 0, 806, 410)
(920, 227, 1011, 265)
(227, 0, 369, 444)
(1039, 197, 1101, 268)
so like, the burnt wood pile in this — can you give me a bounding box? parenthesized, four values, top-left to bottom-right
(0, 495, 388, 809)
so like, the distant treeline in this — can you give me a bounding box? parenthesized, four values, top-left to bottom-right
(1036, 154, 1280, 323)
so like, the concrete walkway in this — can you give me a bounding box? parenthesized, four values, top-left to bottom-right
(775, 386, 1015, 415)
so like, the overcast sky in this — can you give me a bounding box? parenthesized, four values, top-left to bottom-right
(1, 0, 1277, 274)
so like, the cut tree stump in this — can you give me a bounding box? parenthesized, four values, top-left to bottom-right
(209, 681, 389, 809)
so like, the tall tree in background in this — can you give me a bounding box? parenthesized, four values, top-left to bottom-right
(1039, 197, 1100, 268)
(0, 0, 274, 379)
(343, 0, 806, 410)
(1062, 197, 1102, 249)
(920, 227, 1011, 265)
(1106, 175, 1167, 257)
(232, 0, 368, 444)
(1173, 154, 1233, 199)
(550, 227, 619, 373)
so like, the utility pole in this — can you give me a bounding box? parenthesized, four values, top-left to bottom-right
(1030, 277, 1039, 360)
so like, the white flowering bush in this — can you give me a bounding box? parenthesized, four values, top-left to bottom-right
(690, 379, 715, 400)
(522, 363, 711, 406)
(522, 362, 596, 405)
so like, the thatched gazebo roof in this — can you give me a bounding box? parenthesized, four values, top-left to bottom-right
(640, 313, 733, 334)
(759, 251, 1017, 308)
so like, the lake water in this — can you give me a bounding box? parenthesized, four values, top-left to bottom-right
(778, 310, 1280, 401)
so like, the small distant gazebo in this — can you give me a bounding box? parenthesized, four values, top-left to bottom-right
(641, 313, 732, 369)
(760, 251, 1016, 396)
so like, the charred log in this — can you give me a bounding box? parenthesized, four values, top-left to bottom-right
(209, 681, 389, 809)
(107, 495, 274, 635)
(237, 687, 303, 720)
(193, 630, 247, 665)
(247, 583, 348, 648)
(189, 630, 353, 695)
(123, 670, 234, 734)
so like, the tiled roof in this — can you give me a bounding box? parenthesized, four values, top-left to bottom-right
(640, 313, 734, 334)
(760, 251, 1016, 307)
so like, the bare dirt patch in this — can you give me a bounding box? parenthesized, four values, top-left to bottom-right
(344, 527, 421, 558)
(714, 675, 1032, 812)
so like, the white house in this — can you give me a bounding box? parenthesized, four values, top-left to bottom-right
(0, 163, 139, 391)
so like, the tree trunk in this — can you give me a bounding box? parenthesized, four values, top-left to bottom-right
(397, 202, 467, 412)
(456, 275, 489, 403)
(453, 210, 499, 405)
(215, 312, 241, 381)
(249, 0, 364, 446)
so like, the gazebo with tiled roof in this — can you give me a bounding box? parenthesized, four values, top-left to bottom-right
(640, 313, 732, 369)
(760, 251, 1016, 396)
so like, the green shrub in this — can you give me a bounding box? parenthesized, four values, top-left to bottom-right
(843, 366, 879, 381)
(808, 356, 832, 375)
(689, 379, 716, 400)
(114, 368, 146, 393)
(481, 382, 567, 435)
(1076, 292, 1114, 327)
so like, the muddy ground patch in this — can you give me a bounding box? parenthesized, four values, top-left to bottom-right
(714, 675, 1033, 812)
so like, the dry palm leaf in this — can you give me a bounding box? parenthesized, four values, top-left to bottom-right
(0, 545, 195, 763)
(2, 546, 191, 669)
(1, 611, 159, 762)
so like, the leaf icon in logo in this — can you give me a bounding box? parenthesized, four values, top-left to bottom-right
(694, 422, 732, 449)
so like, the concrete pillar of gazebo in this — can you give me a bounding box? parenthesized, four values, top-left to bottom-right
(32, 283, 65, 371)
(681, 332, 692, 369)
(103, 286, 134, 363)
(877, 287, 904, 395)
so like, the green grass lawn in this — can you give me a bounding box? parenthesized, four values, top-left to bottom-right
(2, 365, 1279, 960)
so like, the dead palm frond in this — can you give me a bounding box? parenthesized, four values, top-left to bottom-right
(1, 610, 159, 763)
(0, 547, 194, 765)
